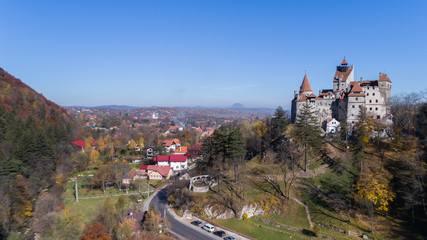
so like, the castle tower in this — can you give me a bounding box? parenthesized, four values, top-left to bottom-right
(299, 74, 312, 95)
(378, 73, 392, 117)
(291, 74, 317, 123)
(333, 58, 354, 92)
(346, 81, 366, 125)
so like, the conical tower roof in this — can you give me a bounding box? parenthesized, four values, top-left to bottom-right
(341, 57, 348, 65)
(299, 74, 312, 93)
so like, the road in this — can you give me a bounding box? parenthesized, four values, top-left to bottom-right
(149, 187, 220, 240)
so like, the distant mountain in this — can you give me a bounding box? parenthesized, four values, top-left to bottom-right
(65, 105, 141, 110)
(93, 105, 140, 110)
(229, 103, 246, 109)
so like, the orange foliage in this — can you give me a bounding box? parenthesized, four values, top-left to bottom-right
(81, 221, 112, 240)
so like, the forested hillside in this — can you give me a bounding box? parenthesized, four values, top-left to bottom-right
(0, 68, 73, 239)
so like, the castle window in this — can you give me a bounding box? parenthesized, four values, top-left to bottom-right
(356, 98, 358, 101)
(369, 100, 372, 103)
(367, 87, 370, 90)
(367, 93, 369, 96)
(373, 93, 375, 96)
(377, 115, 380, 119)
(370, 107, 372, 110)
(352, 105, 355, 108)
(376, 100, 378, 103)
(375, 107, 378, 110)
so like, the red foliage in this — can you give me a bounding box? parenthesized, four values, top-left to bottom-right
(0, 67, 71, 119)
(81, 221, 112, 240)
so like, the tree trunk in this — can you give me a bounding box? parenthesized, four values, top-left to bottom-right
(304, 143, 308, 172)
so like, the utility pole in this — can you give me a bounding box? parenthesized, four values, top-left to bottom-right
(75, 178, 79, 202)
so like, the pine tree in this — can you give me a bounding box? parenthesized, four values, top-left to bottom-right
(292, 102, 322, 172)
(271, 106, 289, 139)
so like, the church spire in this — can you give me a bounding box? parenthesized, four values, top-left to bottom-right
(299, 74, 312, 93)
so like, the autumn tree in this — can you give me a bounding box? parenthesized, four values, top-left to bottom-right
(81, 221, 112, 240)
(89, 150, 100, 167)
(252, 121, 269, 162)
(95, 198, 119, 235)
(292, 102, 322, 172)
(356, 173, 395, 233)
(255, 140, 300, 201)
(49, 208, 84, 240)
(84, 136, 94, 154)
(141, 208, 162, 233)
(353, 106, 373, 172)
(97, 137, 106, 154)
(9, 175, 32, 230)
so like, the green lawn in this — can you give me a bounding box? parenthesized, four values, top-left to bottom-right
(65, 193, 145, 224)
(257, 201, 310, 229)
(211, 218, 305, 240)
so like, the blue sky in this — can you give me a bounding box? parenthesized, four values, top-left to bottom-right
(0, 1, 426, 110)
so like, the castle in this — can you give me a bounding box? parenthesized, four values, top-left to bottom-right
(291, 58, 392, 132)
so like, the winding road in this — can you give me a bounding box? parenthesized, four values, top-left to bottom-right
(147, 187, 219, 240)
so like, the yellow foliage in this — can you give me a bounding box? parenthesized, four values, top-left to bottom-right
(356, 174, 395, 211)
(253, 121, 269, 138)
(90, 150, 100, 165)
(128, 139, 136, 150)
(84, 136, 94, 153)
(22, 204, 32, 217)
(56, 173, 63, 184)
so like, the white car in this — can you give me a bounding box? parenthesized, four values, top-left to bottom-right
(202, 223, 215, 232)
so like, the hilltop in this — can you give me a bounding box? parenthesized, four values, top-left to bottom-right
(0, 67, 70, 120)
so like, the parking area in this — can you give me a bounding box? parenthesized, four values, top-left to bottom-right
(186, 216, 250, 240)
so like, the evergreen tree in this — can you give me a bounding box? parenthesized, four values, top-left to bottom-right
(292, 102, 322, 172)
(271, 106, 289, 139)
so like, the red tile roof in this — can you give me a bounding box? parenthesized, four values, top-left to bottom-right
(153, 155, 187, 162)
(72, 140, 86, 148)
(299, 74, 312, 93)
(72, 140, 97, 148)
(333, 65, 353, 82)
(341, 57, 348, 65)
(378, 73, 391, 83)
(351, 81, 363, 92)
(174, 146, 188, 153)
(348, 82, 365, 97)
(139, 165, 172, 177)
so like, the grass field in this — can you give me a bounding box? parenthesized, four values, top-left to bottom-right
(257, 201, 310, 229)
(211, 218, 306, 240)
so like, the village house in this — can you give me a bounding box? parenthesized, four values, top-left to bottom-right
(139, 165, 173, 180)
(122, 165, 172, 186)
(174, 146, 188, 155)
(165, 125, 183, 134)
(153, 155, 188, 171)
(71, 140, 97, 152)
(158, 139, 181, 152)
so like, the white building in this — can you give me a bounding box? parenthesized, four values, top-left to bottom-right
(326, 118, 340, 133)
(153, 155, 188, 171)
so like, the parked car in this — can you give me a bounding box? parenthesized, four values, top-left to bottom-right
(223, 237, 235, 240)
(213, 230, 226, 237)
(202, 223, 215, 232)
(191, 220, 202, 227)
